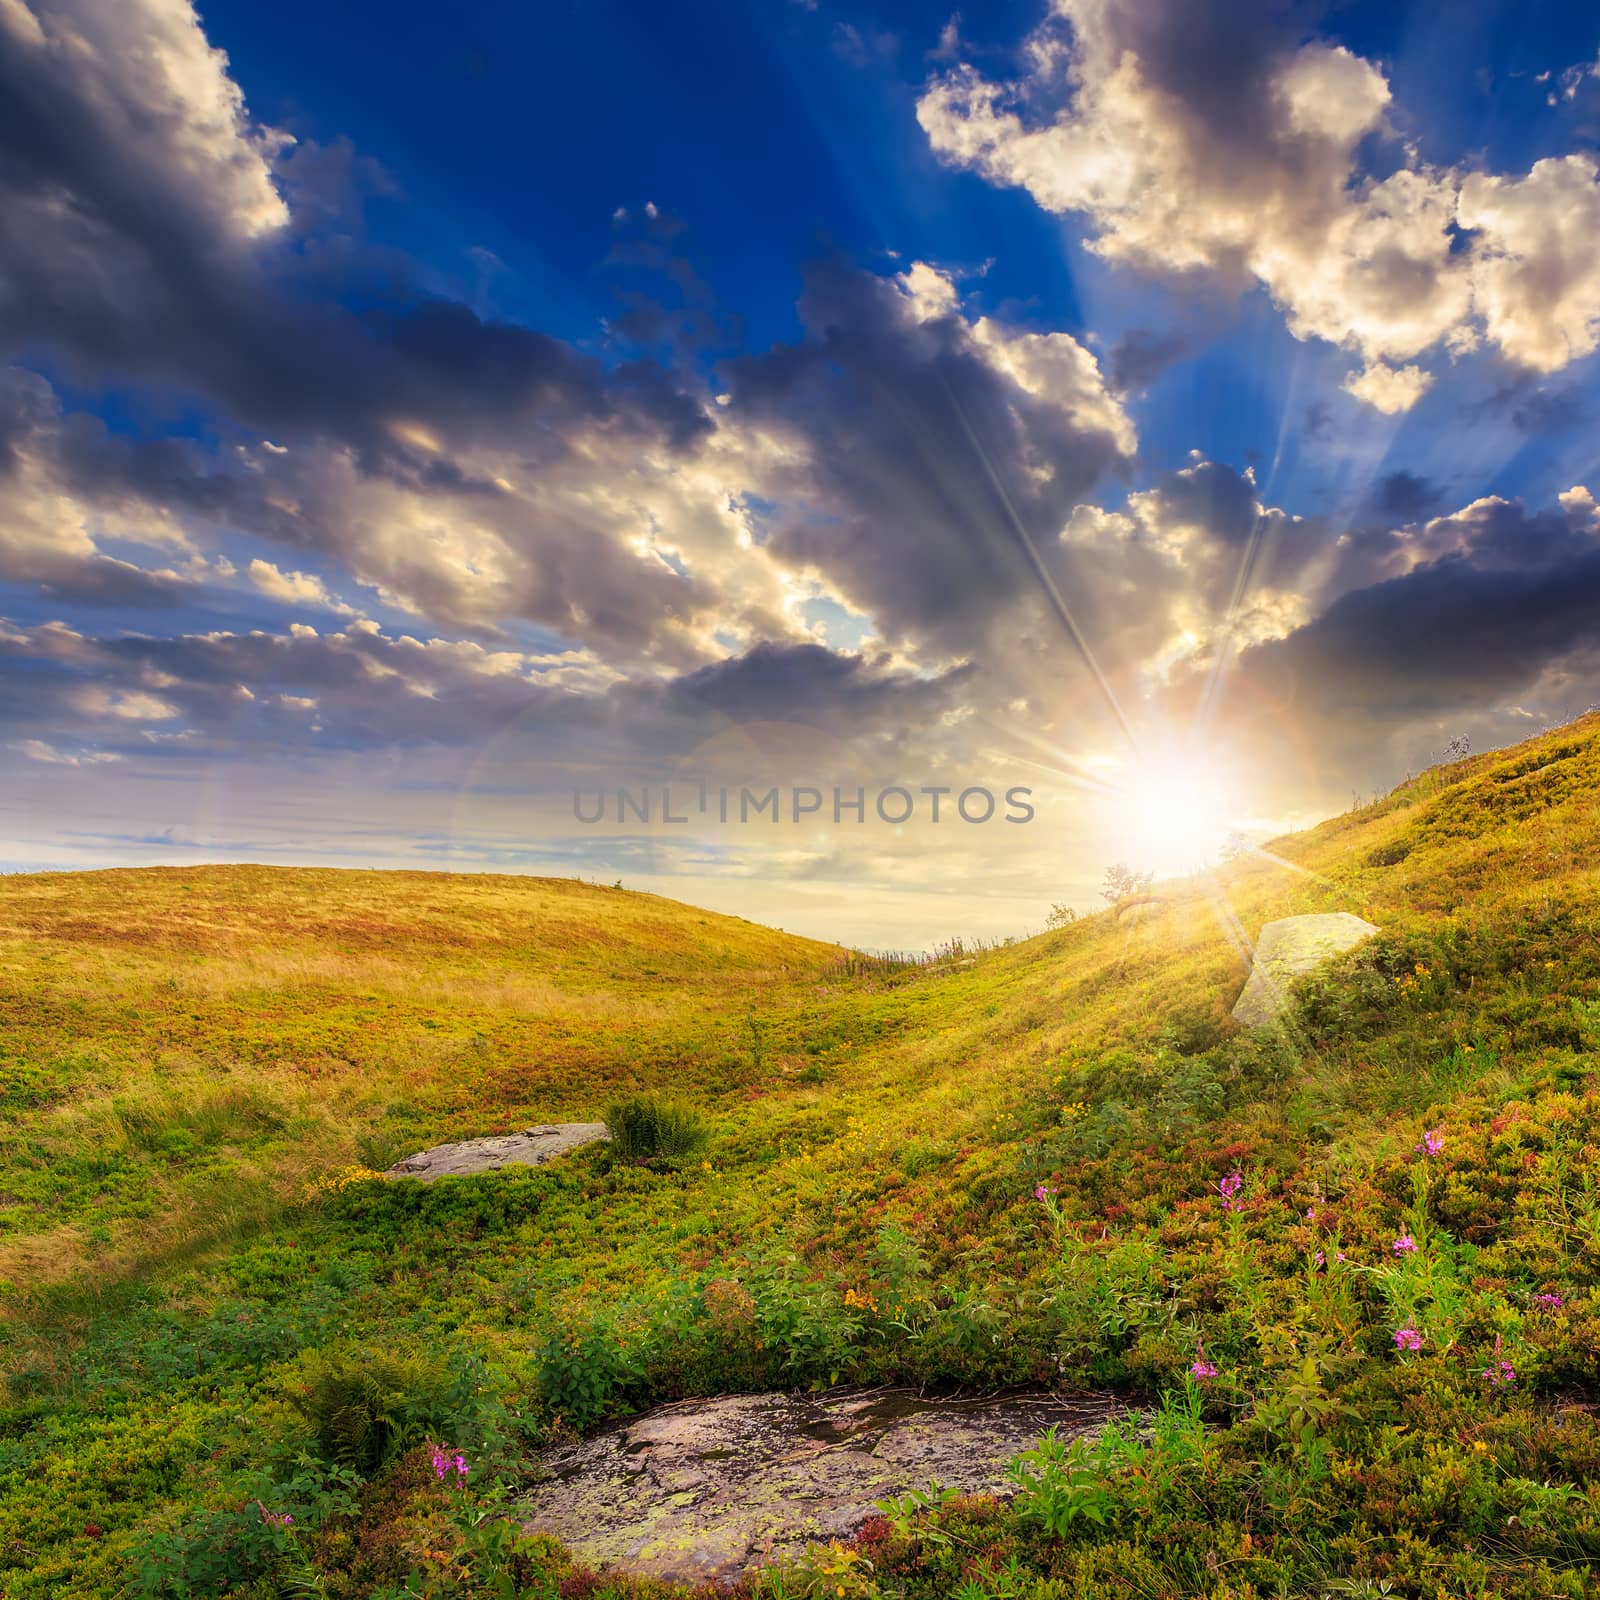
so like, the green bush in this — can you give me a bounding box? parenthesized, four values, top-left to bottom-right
(292, 1346, 453, 1473)
(605, 1094, 709, 1162)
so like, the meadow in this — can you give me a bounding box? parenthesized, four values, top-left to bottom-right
(3, 716, 1600, 1598)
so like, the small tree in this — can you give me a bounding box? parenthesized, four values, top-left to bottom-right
(1045, 903, 1077, 930)
(1101, 862, 1154, 903)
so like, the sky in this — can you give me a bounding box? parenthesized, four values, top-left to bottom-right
(3, 0, 1600, 948)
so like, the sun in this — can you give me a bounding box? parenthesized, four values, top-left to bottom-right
(1119, 751, 1239, 873)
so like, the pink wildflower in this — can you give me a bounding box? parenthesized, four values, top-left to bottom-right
(431, 1445, 469, 1486)
(1393, 1234, 1418, 1255)
(1190, 1360, 1217, 1379)
(1414, 1129, 1444, 1157)
(1532, 1292, 1564, 1311)
(1481, 1335, 1515, 1387)
(1216, 1171, 1243, 1212)
(1034, 1183, 1057, 1202)
(1394, 1326, 1423, 1352)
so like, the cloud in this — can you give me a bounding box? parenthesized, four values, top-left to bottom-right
(1368, 470, 1441, 520)
(247, 559, 356, 616)
(0, 0, 1145, 689)
(917, 0, 1600, 410)
(1456, 157, 1600, 373)
(0, 1, 713, 491)
(0, 368, 213, 606)
(724, 258, 1134, 664)
(1180, 486, 1600, 789)
(1107, 327, 1190, 392)
(0, 612, 977, 794)
(12, 736, 120, 765)
(832, 21, 899, 68)
(1342, 361, 1433, 414)
(0, 0, 288, 245)
(70, 686, 182, 720)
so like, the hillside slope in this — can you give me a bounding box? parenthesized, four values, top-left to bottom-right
(4, 718, 1600, 1599)
(0, 866, 842, 1297)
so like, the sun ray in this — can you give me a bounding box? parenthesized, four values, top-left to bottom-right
(938, 373, 1141, 756)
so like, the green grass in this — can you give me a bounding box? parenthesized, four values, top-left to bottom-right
(3, 718, 1600, 1597)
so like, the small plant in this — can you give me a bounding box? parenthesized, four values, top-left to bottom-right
(872, 1479, 960, 1547)
(1150, 1376, 1209, 1467)
(1006, 1426, 1114, 1534)
(745, 1007, 768, 1074)
(303, 1162, 385, 1199)
(292, 1346, 453, 1473)
(430, 1442, 470, 1486)
(1101, 862, 1154, 903)
(605, 1094, 709, 1161)
(773, 1541, 878, 1598)
(536, 1315, 637, 1429)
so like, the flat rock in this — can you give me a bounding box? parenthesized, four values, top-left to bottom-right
(521, 1387, 1121, 1586)
(1233, 912, 1380, 1028)
(383, 1122, 608, 1180)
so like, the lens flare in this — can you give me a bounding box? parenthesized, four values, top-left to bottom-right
(1119, 752, 1238, 873)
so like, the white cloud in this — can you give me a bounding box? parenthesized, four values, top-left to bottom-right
(247, 559, 357, 616)
(1457, 157, 1600, 373)
(70, 686, 181, 720)
(1342, 361, 1433, 414)
(969, 315, 1138, 456)
(917, 0, 1600, 410)
(13, 738, 121, 765)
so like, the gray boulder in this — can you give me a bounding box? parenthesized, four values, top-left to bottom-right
(521, 1387, 1122, 1586)
(384, 1122, 608, 1180)
(1233, 913, 1380, 1028)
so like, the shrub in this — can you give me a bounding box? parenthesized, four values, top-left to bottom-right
(536, 1317, 637, 1430)
(1006, 1426, 1115, 1533)
(605, 1094, 709, 1161)
(292, 1346, 454, 1473)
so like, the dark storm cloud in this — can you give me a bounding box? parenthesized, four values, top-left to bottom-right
(667, 641, 971, 727)
(1108, 327, 1190, 392)
(1148, 457, 1262, 545)
(1194, 493, 1600, 762)
(0, 619, 973, 789)
(1369, 470, 1441, 520)
(722, 258, 1132, 656)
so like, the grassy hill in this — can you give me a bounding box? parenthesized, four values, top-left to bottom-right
(0, 866, 841, 1303)
(4, 718, 1600, 1598)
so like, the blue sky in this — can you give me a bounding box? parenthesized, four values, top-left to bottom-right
(3, 0, 1600, 944)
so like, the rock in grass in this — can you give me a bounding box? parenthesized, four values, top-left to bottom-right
(1233, 913, 1380, 1029)
(383, 1122, 608, 1180)
(521, 1387, 1123, 1586)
